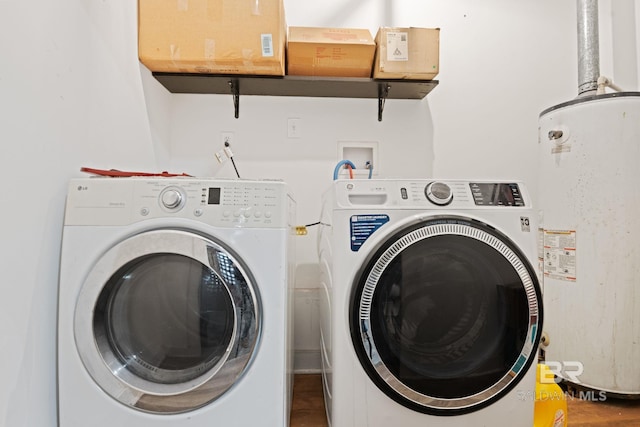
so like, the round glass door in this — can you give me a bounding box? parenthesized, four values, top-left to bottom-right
(74, 229, 260, 414)
(350, 216, 542, 415)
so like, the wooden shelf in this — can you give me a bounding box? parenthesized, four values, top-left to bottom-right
(151, 72, 439, 121)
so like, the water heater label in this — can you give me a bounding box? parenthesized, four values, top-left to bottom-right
(543, 229, 577, 282)
(350, 214, 389, 251)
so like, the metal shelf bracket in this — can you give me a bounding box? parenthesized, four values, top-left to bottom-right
(377, 83, 390, 122)
(229, 79, 240, 118)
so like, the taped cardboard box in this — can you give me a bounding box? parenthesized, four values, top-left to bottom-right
(373, 27, 440, 79)
(138, 0, 286, 75)
(287, 27, 375, 78)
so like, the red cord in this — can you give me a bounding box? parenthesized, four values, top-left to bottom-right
(80, 167, 191, 177)
(346, 164, 354, 179)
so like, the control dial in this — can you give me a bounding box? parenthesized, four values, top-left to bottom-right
(425, 182, 453, 206)
(160, 187, 186, 211)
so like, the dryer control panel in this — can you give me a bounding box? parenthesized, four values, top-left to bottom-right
(65, 178, 292, 228)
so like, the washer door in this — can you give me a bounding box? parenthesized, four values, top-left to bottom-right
(350, 216, 542, 415)
(74, 229, 259, 414)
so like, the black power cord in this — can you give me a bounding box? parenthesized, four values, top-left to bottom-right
(224, 141, 241, 179)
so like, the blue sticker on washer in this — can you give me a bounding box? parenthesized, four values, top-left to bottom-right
(350, 214, 389, 251)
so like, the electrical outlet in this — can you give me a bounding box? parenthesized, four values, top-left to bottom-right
(337, 141, 379, 177)
(221, 131, 234, 147)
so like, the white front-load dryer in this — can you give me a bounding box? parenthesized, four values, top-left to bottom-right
(57, 177, 295, 426)
(317, 179, 543, 427)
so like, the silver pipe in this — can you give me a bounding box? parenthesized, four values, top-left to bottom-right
(577, 0, 600, 96)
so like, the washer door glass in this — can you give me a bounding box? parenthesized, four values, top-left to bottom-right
(351, 217, 542, 415)
(74, 229, 259, 414)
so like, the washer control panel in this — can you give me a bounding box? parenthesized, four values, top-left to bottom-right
(335, 179, 528, 209)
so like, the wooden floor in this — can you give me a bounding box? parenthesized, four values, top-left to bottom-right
(290, 374, 328, 427)
(290, 374, 640, 426)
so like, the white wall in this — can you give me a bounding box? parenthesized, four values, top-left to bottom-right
(1, 0, 638, 425)
(0, 2, 161, 426)
(599, 0, 640, 90)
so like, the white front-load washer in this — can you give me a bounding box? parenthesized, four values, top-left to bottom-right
(57, 177, 295, 426)
(317, 179, 543, 426)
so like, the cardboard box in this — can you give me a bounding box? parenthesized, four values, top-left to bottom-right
(287, 27, 375, 78)
(138, 0, 286, 75)
(373, 27, 440, 79)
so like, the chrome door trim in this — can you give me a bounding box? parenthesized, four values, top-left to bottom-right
(354, 218, 541, 412)
(74, 229, 260, 413)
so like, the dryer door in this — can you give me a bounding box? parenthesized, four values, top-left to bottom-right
(74, 229, 259, 414)
(350, 216, 542, 415)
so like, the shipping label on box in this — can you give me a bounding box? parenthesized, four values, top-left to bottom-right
(373, 27, 440, 80)
(385, 32, 409, 61)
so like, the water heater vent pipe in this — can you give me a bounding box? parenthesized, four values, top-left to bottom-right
(577, 0, 600, 96)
